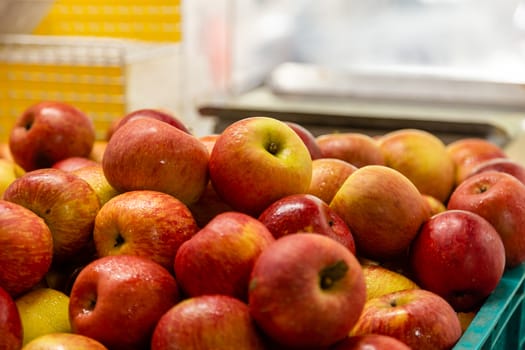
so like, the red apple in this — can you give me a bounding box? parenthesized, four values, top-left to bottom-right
(307, 158, 357, 205)
(3, 168, 100, 263)
(209, 116, 312, 216)
(286, 121, 323, 160)
(378, 128, 455, 203)
(8, 101, 95, 171)
(248, 233, 366, 348)
(52, 156, 99, 172)
(330, 165, 430, 261)
(409, 209, 506, 312)
(69, 255, 180, 349)
(350, 289, 462, 350)
(94, 190, 199, 272)
(22, 333, 108, 350)
(258, 193, 356, 254)
(447, 171, 525, 268)
(174, 211, 275, 301)
(331, 334, 411, 350)
(151, 295, 267, 350)
(115, 108, 191, 136)
(466, 157, 525, 185)
(446, 137, 507, 186)
(102, 117, 209, 206)
(0, 200, 53, 297)
(316, 132, 385, 168)
(0, 286, 23, 350)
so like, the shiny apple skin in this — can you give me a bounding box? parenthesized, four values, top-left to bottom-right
(52, 156, 99, 172)
(308, 158, 357, 205)
(9, 101, 95, 171)
(331, 334, 411, 350)
(316, 132, 385, 168)
(258, 193, 356, 254)
(115, 108, 191, 135)
(22, 333, 109, 350)
(466, 157, 525, 185)
(286, 121, 323, 160)
(0, 286, 23, 350)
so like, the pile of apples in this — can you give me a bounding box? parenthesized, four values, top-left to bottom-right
(1, 100, 525, 350)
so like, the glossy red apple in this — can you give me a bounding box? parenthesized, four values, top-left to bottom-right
(447, 171, 525, 268)
(209, 116, 312, 216)
(174, 211, 275, 301)
(316, 132, 385, 168)
(466, 157, 525, 185)
(350, 289, 462, 350)
(151, 295, 267, 350)
(331, 334, 411, 350)
(409, 209, 506, 312)
(22, 333, 109, 350)
(114, 108, 191, 136)
(258, 193, 356, 254)
(52, 156, 99, 172)
(8, 101, 96, 171)
(94, 190, 199, 272)
(0, 200, 53, 297)
(286, 121, 323, 160)
(3, 168, 100, 263)
(248, 233, 366, 348)
(69, 255, 180, 349)
(102, 117, 209, 205)
(307, 158, 357, 205)
(0, 286, 23, 350)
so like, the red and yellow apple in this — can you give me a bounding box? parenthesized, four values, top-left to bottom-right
(361, 263, 419, 301)
(285, 121, 323, 160)
(22, 333, 109, 350)
(307, 158, 357, 204)
(316, 132, 385, 168)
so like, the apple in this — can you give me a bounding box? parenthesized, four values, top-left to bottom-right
(248, 233, 366, 348)
(350, 289, 463, 350)
(94, 190, 199, 272)
(0, 286, 23, 350)
(377, 128, 455, 203)
(316, 132, 385, 168)
(258, 193, 356, 254)
(151, 295, 267, 350)
(22, 333, 108, 350)
(105, 118, 123, 141)
(285, 121, 323, 160)
(331, 334, 411, 350)
(3, 168, 101, 263)
(0, 142, 14, 161)
(102, 116, 209, 206)
(409, 209, 506, 312)
(89, 140, 107, 163)
(361, 263, 419, 301)
(422, 194, 446, 216)
(114, 108, 191, 136)
(446, 137, 507, 186)
(0, 158, 24, 198)
(307, 158, 357, 204)
(447, 171, 525, 268)
(8, 101, 96, 171)
(330, 165, 430, 261)
(208, 116, 312, 216)
(52, 156, 99, 172)
(466, 157, 525, 185)
(174, 211, 275, 301)
(72, 164, 120, 206)
(0, 200, 53, 297)
(69, 255, 180, 349)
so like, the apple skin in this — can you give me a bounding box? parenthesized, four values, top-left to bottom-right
(22, 333, 108, 350)
(316, 132, 385, 168)
(174, 211, 275, 301)
(248, 233, 366, 349)
(330, 165, 430, 261)
(209, 116, 312, 216)
(447, 171, 525, 268)
(0, 200, 53, 297)
(3, 168, 101, 263)
(94, 190, 199, 272)
(258, 193, 356, 255)
(89, 140, 107, 163)
(307, 158, 357, 205)
(102, 117, 209, 206)
(72, 164, 120, 207)
(378, 129, 455, 203)
(0, 286, 23, 350)
(69, 255, 180, 350)
(8, 101, 96, 171)
(466, 157, 525, 185)
(422, 194, 446, 216)
(0, 158, 24, 198)
(361, 263, 419, 301)
(114, 108, 191, 136)
(151, 295, 267, 350)
(409, 209, 506, 312)
(330, 334, 411, 350)
(350, 289, 462, 350)
(286, 121, 323, 160)
(52, 156, 99, 172)
(446, 137, 507, 186)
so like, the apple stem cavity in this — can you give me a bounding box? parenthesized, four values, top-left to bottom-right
(319, 260, 348, 290)
(266, 141, 280, 156)
(114, 233, 125, 248)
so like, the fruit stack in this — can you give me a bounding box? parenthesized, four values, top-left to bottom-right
(1, 100, 525, 350)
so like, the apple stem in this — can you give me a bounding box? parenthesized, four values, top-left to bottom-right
(266, 141, 279, 155)
(319, 260, 348, 290)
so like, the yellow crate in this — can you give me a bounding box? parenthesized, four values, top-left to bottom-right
(0, 35, 183, 142)
(33, 0, 182, 43)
